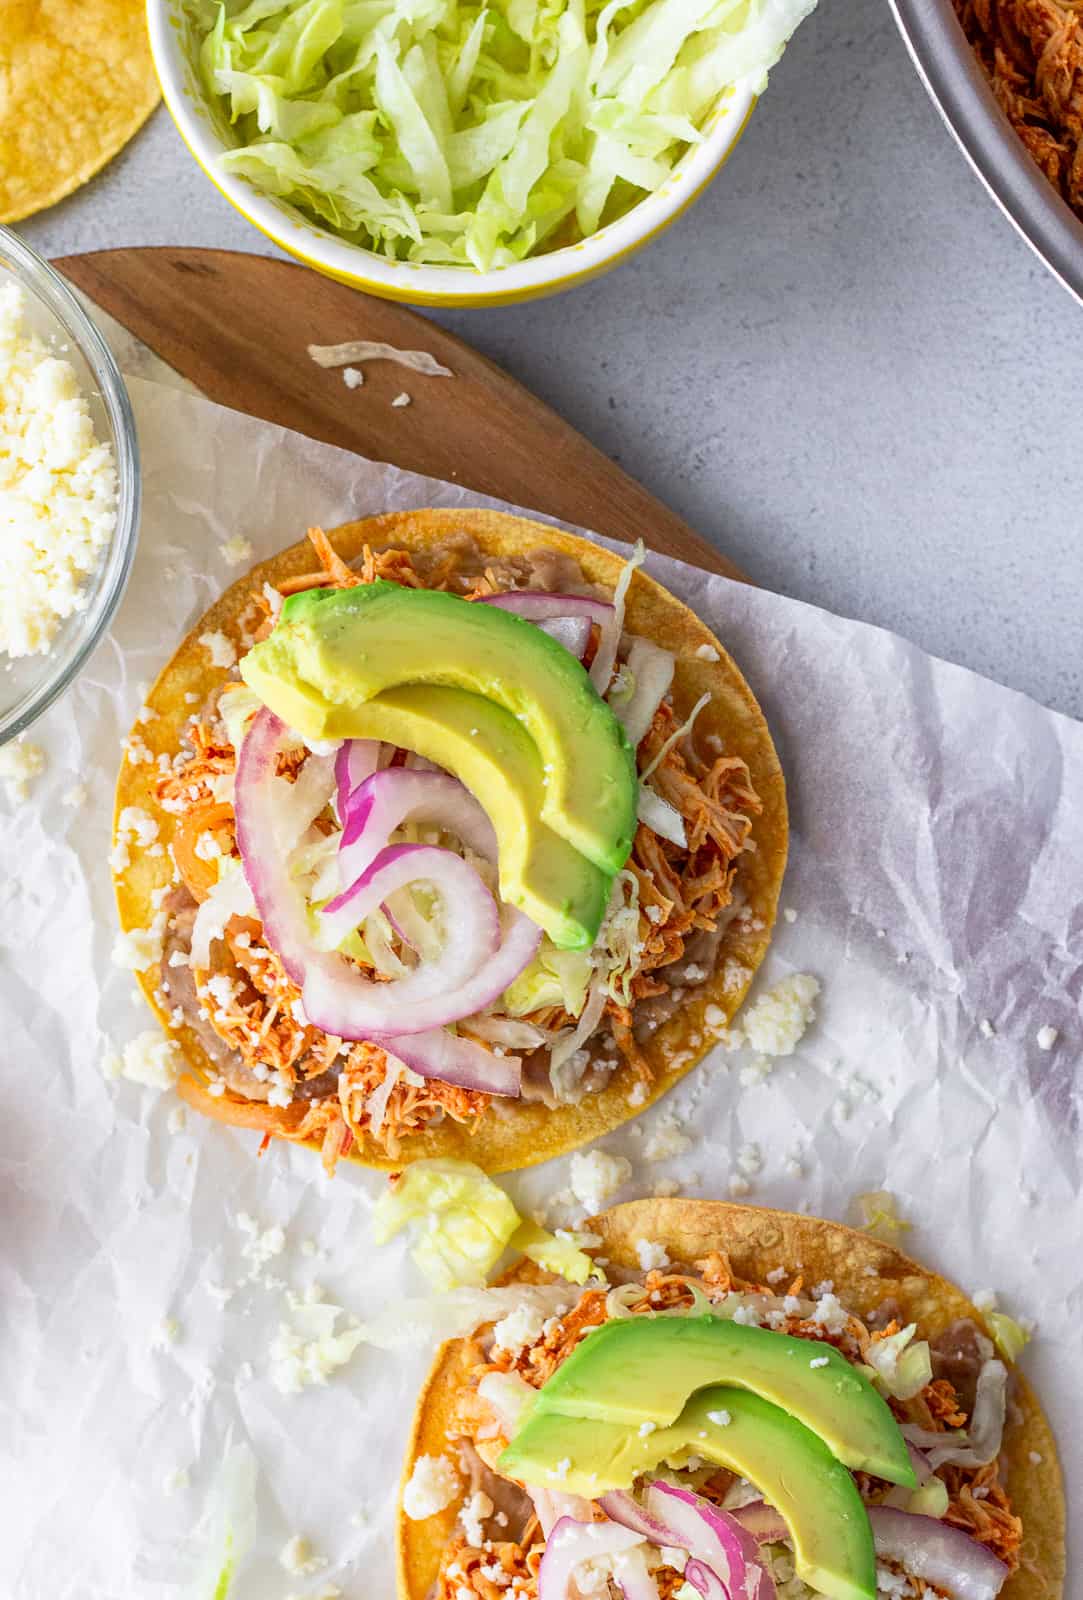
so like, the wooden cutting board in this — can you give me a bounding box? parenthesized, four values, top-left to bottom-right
(57, 247, 743, 580)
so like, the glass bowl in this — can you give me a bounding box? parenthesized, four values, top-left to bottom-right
(0, 227, 141, 745)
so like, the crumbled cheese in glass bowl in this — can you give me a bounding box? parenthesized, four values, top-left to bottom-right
(0, 228, 140, 746)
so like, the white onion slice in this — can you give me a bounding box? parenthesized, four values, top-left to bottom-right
(309, 844, 500, 1025)
(334, 738, 382, 820)
(733, 1499, 1009, 1600)
(530, 1488, 595, 1540)
(591, 539, 645, 693)
(464, 1015, 553, 1049)
(538, 1516, 647, 1600)
(901, 1360, 1007, 1468)
(477, 1370, 537, 1434)
(235, 709, 334, 986)
(643, 1482, 774, 1600)
(319, 843, 496, 955)
(548, 972, 609, 1075)
(235, 712, 531, 1083)
(637, 783, 687, 847)
(612, 1545, 662, 1600)
(612, 637, 675, 747)
(479, 591, 613, 661)
(685, 1560, 729, 1600)
(869, 1507, 1009, 1600)
(603, 1484, 773, 1600)
(339, 768, 497, 889)
(370, 1024, 522, 1095)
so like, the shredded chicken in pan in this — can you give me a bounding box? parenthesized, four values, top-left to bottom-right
(156, 533, 761, 1169)
(953, 0, 1083, 215)
(434, 1258, 1022, 1600)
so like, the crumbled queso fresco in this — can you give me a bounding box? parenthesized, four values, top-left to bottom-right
(731, 973, 820, 1057)
(0, 284, 118, 657)
(0, 737, 46, 803)
(402, 1453, 460, 1520)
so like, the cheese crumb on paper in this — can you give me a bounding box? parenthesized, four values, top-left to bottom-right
(279, 1535, 326, 1575)
(643, 1115, 692, 1162)
(104, 1031, 181, 1089)
(220, 534, 254, 566)
(1036, 1025, 1059, 1051)
(111, 910, 167, 972)
(269, 1293, 364, 1393)
(569, 1149, 632, 1214)
(391, 391, 412, 408)
(737, 974, 820, 1057)
(0, 285, 118, 659)
(0, 738, 46, 803)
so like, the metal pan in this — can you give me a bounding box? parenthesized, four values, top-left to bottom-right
(888, 0, 1083, 307)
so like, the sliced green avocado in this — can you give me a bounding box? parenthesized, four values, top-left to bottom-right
(330, 684, 609, 950)
(240, 583, 637, 876)
(498, 1387, 876, 1600)
(527, 1315, 915, 1487)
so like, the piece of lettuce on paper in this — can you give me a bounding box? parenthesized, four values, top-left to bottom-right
(373, 1159, 599, 1288)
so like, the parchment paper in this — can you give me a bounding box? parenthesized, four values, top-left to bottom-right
(2, 373, 1079, 1600)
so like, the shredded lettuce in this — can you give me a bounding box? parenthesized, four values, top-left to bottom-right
(355, 1282, 574, 1347)
(906, 1477, 950, 1518)
(373, 1160, 603, 1289)
(509, 1219, 600, 1284)
(373, 1158, 521, 1288)
(850, 1189, 911, 1242)
(187, 1442, 258, 1600)
(186, 0, 816, 270)
(986, 1311, 1030, 1364)
(863, 1323, 933, 1402)
(503, 938, 592, 1016)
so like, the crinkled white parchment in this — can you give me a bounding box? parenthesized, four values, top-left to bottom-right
(1, 366, 1079, 1600)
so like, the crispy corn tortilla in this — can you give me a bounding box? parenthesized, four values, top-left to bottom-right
(114, 509, 787, 1172)
(0, 0, 160, 224)
(398, 1198, 1065, 1600)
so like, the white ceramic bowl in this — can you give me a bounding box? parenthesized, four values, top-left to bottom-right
(146, 0, 758, 308)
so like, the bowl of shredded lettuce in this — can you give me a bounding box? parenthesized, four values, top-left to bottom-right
(149, 0, 816, 305)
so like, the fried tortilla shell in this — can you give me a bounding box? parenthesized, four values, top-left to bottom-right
(114, 509, 787, 1172)
(398, 1198, 1064, 1600)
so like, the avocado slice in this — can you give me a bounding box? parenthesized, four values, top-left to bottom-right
(240, 583, 637, 877)
(499, 1387, 876, 1600)
(526, 1315, 915, 1487)
(327, 684, 609, 950)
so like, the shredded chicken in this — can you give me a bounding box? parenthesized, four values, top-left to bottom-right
(953, 0, 1083, 215)
(153, 528, 760, 1165)
(433, 1270, 1022, 1600)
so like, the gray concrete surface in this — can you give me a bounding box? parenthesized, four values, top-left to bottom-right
(18, 0, 1083, 718)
